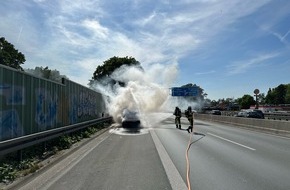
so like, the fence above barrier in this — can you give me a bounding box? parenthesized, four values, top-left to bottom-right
(264, 113, 290, 121)
(219, 111, 290, 121)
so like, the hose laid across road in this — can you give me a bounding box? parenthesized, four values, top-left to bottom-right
(185, 126, 206, 190)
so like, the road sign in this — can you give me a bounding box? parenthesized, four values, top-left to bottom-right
(171, 87, 200, 97)
(254, 89, 260, 95)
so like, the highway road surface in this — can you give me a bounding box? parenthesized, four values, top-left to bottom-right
(12, 113, 290, 190)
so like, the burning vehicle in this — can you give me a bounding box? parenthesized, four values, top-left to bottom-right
(121, 108, 141, 128)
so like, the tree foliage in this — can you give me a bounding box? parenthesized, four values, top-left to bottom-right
(285, 84, 290, 103)
(91, 56, 142, 86)
(0, 37, 25, 70)
(92, 56, 142, 81)
(207, 84, 290, 109)
(180, 83, 204, 102)
(236, 94, 255, 109)
(258, 93, 266, 105)
(265, 84, 290, 104)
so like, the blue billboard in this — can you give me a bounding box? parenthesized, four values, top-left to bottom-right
(171, 87, 200, 97)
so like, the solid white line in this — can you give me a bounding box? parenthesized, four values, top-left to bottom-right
(150, 129, 188, 190)
(207, 133, 256, 151)
(19, 133, 111, 190)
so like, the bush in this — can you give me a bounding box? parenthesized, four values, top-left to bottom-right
(57, 135, 74, 150)
(0, 163, 17, 183)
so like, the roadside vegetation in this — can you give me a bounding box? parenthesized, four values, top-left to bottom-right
(0, 123, 109, 184)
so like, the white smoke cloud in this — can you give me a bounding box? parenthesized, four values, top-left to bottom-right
(24, 67, 68, 83)
(95, 64, 178, 126)
(92, 63, 201, 127)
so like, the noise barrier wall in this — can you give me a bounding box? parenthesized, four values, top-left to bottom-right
(0, 65, 106, 141)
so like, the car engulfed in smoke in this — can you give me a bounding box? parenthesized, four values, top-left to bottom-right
(121, 108, 141, 128)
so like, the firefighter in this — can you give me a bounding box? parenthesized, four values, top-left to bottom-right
(173, 107, 182, 129)
(185, 106, 194, 133)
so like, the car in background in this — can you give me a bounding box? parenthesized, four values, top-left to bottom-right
(246, 110, 263, 119)
(121, 109, 141, 128)
(211, 110, 221, 115)
(253, 109, 265, 119)
(236, 110, 248, 117)
(236, 110, 264, 119)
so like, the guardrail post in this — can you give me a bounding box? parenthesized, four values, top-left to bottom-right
(17, 149, 23, 162)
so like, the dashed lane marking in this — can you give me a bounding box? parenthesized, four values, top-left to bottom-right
(208, 132, 256, 151)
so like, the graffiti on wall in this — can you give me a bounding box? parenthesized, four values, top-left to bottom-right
(69, 94, 78, 124)
(78, 91, 98, 117)
(0, 69, 105, 141)
(0, 83, 24, 140)
(69, 91, 98, 124)
(35, 88, 58, 130)
(0, 84, 25, 105)
(0, 110, 23, 141)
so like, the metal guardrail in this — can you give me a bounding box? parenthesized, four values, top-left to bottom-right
(264, 113, 290, 121)
(0, 117, 112, 156)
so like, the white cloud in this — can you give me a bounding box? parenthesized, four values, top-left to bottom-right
(195, 70, 216, 75)
(138, 11, 157, 27)
(58, 0, 102, 16)
(227, 52, 280, 75)
(33, 0, 46, 3)
(0, 0, 277, 91)
(82, 19, 109, 39)
(272, 30, 290, 46)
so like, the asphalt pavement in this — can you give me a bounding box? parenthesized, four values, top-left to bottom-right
(155, 116, 290, 190)
(8, 114, 290, 190)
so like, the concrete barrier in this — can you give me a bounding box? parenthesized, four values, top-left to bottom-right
(195, 114, 290, 137)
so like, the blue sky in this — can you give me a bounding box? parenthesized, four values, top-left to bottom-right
(1, 0, 290, 100)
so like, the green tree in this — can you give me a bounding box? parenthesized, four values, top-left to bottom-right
(211, 100, 218, 107)
(285, 84, 290, 104)
(265, 88, 275, 104)
(0, 37, 25, 70)
(274, 84, 286, 104)
(265, 84, 289, 104)
(180, 83, 204, 102)
(237, 94, 255, 109)
(90, 56, 142, 87)
(92, 56, 141, 80)
(258, 93, 266, 105)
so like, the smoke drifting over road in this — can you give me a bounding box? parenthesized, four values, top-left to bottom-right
(93, 63, 198, 127)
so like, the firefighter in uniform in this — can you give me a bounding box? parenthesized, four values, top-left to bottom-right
(173, 107, 182, 129)
(185, 106, 194, 133)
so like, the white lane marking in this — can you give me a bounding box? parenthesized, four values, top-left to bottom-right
(19, 133, 111, 190)
(207, 133, 256, 151)
(150, 129, 188, 190)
